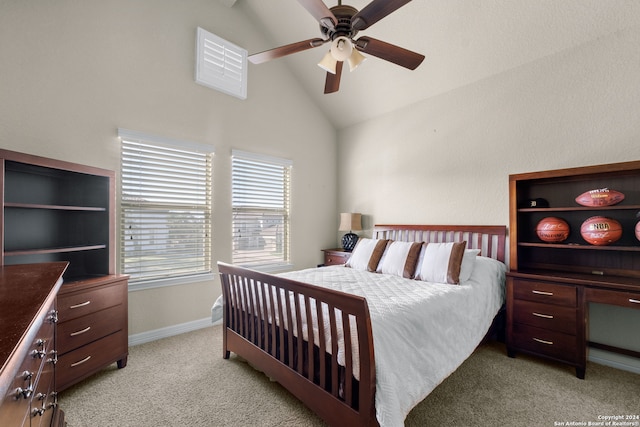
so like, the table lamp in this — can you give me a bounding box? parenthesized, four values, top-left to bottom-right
(339, 212, 362, 251)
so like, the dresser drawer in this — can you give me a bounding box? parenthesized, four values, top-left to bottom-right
(512, 279, 576, 307)
(323, 249, 351, 266)
(513, 299, 577, 335)
(31, 354, 56, 427)
(0, 360, 35, 427)
(58, 281, 126, 322)
(57, 304, 125, 354)
(511, 323, 579, 363)
(585, 288, 640, 309)
(56, 330, 128, 391)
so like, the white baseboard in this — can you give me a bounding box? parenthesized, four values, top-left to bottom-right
(128, 317, 213, 347)
(588, 349, 640, 375)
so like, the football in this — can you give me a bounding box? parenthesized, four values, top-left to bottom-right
(580, 216, 622, 245)
(536, 217, 570, 243)
(635, 220, 640, 241)
(575, 188, 624, 207)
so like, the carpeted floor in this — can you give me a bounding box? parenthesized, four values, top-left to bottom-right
(58, 325, 640, 426)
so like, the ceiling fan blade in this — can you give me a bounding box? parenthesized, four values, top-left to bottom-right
(355, 36, 424, 70)
(249, 38, 327, 64)
(324, 61, 343, 94)
(297, 0, 337, 30)
(351, 0, 413, 31)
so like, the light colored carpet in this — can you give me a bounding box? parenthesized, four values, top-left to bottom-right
(59, 325, 640, 426)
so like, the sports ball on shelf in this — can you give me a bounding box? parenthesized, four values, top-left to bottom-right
(580, 216, 622, 245)
(635, 221, 640, 242)
(536, 217, 570, 243)
(575, 188, 625, 207)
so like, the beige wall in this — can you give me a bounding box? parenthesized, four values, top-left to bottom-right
(2, 1, 639, 372)
(338, 26, 640, 371)
(0, 0, 338, 335)
(338, 26, 640, 228)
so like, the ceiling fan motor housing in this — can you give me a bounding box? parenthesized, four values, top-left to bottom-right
(321, 5, 359, 41)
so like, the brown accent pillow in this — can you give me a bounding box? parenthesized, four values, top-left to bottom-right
(446, 241, 466, 284)
(415, 241, 467, 284)
(368, 239, 390, 272)
(346, 238, 389, 272)
(403, 242, 423, 278)
(377, 241, 423, 278)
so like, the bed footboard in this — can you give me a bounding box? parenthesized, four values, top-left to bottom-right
(218, 262, 377, 427)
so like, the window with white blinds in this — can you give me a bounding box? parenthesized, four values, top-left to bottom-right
(231, 150, 291, 271)
(119, 129, 214, 289)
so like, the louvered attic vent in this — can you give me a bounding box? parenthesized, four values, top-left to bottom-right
(196, 27, 247, 100)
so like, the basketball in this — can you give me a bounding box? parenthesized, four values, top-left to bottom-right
(536, 217, 570, 243)
(580, 216, 622, 246)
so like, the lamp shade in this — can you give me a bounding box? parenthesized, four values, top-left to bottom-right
(318, 50, 337, 74)
(348, 48, 366, 72)
(339, 213, 362, 231)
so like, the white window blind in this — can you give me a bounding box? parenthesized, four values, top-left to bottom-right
(232, 150, 291, 270)
(119, 129, 214, 287)
(195, 27, 247, 100)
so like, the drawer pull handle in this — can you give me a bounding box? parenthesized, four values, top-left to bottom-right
(630, 299, 640, 304)
(70, 300, 91, 309)
(532, 290, 553, 296)
(70, 326, 91, 336)
(32, 407, 46, 417)
(533, 337, 553, 345)
(16, 385, 33, 400)
(70, 355, 91, 367)
(532, 312, 554, 319)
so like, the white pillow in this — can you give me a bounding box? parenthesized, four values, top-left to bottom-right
(459, 249, 481, 283)
(346, 238, 388, 271)
(415, 241, 467, 284)
(467, 256, 507, 288)
(376, 241, 422, 278)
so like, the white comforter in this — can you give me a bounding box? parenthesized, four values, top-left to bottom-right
(212, 256, 505, 427)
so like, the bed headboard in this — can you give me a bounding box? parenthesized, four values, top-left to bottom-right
(373, 224, 507, 263)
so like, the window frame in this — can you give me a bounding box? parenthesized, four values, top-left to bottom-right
(231, 149, 292, 272)
(118, 128, 215, 291)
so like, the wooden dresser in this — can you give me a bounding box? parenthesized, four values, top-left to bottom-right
(56, 275, 128, 391)
(0, 262, 68, 427)
(507, 161, 640, 378)
(322, 248, 352, 266)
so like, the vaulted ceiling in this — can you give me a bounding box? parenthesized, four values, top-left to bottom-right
(238, 0, 640, 129)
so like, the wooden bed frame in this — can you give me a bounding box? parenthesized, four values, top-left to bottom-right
(218, 224, 507, 427)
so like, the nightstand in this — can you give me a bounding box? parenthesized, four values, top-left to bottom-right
(322, 248, 351, 266)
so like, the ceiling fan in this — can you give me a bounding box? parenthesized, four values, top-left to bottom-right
(248, 0, 425, 94)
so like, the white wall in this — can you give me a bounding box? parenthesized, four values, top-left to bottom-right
(0, 0, 338, 335)
(338, 26, 640, 372)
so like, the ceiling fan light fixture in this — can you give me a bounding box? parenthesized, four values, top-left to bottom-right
(347, 48, 366, 72)
(330, 36, 352, 62)
(318, 50, 337, 74)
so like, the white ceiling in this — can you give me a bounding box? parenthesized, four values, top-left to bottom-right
(238, 0, 640, 129)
